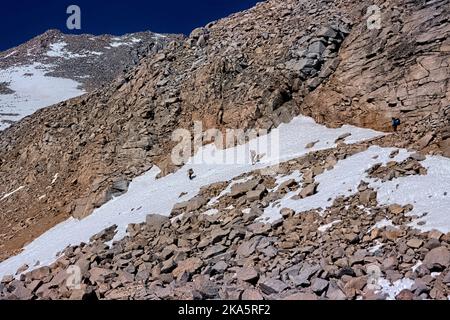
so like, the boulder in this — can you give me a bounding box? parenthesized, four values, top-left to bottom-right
(259, 278, 288, 295)
(423, 247, 450, 270)
(145, 214, 170, 230)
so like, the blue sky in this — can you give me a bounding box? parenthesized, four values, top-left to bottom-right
(0, 0, 260, 51)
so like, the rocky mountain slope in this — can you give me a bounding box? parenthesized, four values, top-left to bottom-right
(0, 0, 449, 300)
(1, 118, 449, 300)
(0, 29, 180, 130)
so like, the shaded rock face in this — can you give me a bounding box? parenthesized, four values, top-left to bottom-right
(302, 0, 450, 136)
(0, 0, 449, 261)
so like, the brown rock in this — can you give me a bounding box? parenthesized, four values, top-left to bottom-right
(145, 214, 170, 230)
(172, 257, 203, 278)
(237, 267, 259, 283)
(388, 204, 404, 215)
(311, 278, 329, 294)
(283, 292, 318, 300)
(12, 283, 33, 300)
(406, 238, 424, 249)
(299, 183, 318, 198)
(360, 190, 377, 205)
(396, 289, 415, 300)
(89, 267, 115, 284)
(186, 196, 207, 212)
(193, 275, 219, 298)
(202, 244, 227, 259)
(416, 133, 435, 150)
(242, 288, 264, 300)
(423, 247, 450, 270)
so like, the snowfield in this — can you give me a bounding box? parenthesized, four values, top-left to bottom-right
(375, 156, 450, 232)
(110, 37, 142, 48)
(0, 116, 382, 276)
(260, 146, 411, 222)
(46, 42, 104, 59)
(261, 145, 450, 233)
(0, 115, 449, 300)
(0, 63, 85, 131)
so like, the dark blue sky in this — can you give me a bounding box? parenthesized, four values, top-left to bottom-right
(0, 0, 260, 51)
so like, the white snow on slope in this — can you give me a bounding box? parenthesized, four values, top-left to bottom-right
(368, 241, 383, 253)
(0, 186, 25, 201)
(110, 37, 142, 48)
(46, 42, 104, 59)
(261, 145, 450, 233)
(377, 278, 415, 300)
(261, 146, 411, 222)
(2, 50, 17, 59)
(47, 42, 84, 59)
(0, 116, 383, 277)
(375, 156, 450, 232)
(0, 63, 85, 131)
(369, 218, 394, 231)
(46, 42, 102, 59)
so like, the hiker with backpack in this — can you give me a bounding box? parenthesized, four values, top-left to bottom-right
(391, 117, 401, 132)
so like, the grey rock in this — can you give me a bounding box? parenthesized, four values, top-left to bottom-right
(259, 278, 288, 295)
(311, 278, 329, 294)
(202, 244, 227, 259)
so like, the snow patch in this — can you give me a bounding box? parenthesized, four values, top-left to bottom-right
(110, 37, 142, 48)
(0, 63, 85, 131)
(203, 209, 219, 216)
(260, 144, 450, 233)
(368, 241, 383, 253)
(318, 220, 341, 232)
(46, 42, 86, 59)
(1, 186, 25, 201)
(411, 260, 422, 273)
(377, 278, 415, 300)
(51, 173, 59, 185)
(2, 50, 17, 59)
(375, 156, 450, 232)
(46, 42, 103, 59)
(369, 218, 394, 231)
(261, 146, 410, 222)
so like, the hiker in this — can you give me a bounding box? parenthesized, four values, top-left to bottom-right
(188, 168, 195, 180)
(250, 150, 266, 165)
(391, 117, 401, 132)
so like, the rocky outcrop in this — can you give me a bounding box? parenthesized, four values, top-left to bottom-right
(302, 0, 450, 149)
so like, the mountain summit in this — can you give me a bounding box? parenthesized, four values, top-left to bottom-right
(0, 29, 181, 130)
